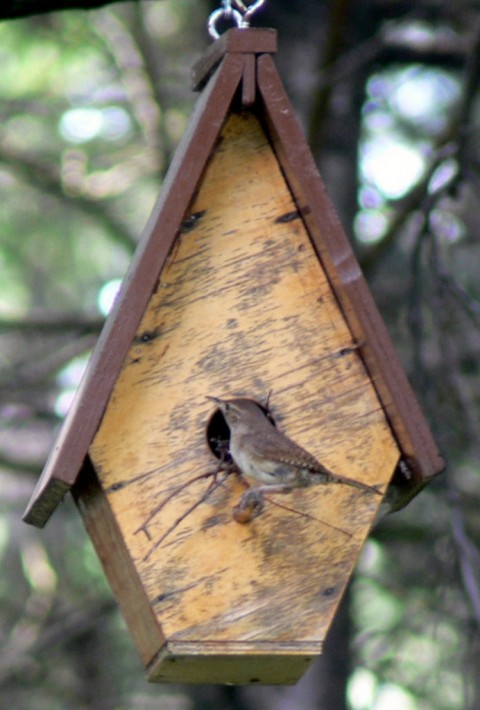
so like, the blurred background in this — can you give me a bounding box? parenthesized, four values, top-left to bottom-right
(1, 1, 480, 708)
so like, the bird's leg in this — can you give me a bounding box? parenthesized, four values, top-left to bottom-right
(233, 487, 264, 523)
(233, 483, 293, 523)
(232, 483, 353, 537)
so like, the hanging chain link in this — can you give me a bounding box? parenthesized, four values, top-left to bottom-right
(208, 0, 267, 40)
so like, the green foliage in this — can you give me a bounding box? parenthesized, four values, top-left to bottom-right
(0, 4, 200, 320)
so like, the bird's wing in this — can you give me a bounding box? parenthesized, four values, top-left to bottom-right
(245, 428, 382, 494)
(245, 427, 334, 474)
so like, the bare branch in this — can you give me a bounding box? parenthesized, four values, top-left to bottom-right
(0, 314, 104, 333)
(0, 146, 138, 252)
(0, 454, 43, 475)
(451, 499, 480, 626)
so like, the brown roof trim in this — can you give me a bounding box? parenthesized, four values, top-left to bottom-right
(23, 52, 247, 527)
(257, 53, 444, 482)
(191, 28, 277, 91)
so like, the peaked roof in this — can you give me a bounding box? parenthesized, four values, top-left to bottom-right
(23, 29, 443, 528)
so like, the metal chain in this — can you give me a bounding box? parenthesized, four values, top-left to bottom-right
(207, 0, 267, 40)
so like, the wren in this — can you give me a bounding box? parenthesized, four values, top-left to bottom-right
(207, 396, 381, 522)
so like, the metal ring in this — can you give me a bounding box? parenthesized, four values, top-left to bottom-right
(241, 0, 268, 25)
(208, 7, 243, 39)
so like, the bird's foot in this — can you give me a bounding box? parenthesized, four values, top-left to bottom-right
(233, 488, 265, 523)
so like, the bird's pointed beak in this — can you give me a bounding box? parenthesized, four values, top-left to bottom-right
(206, 395, 223, 406)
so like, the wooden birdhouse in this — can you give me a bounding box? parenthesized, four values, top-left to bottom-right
(23, 29, 443, 685)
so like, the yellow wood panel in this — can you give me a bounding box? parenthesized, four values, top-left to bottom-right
(89, 112, 399, 656)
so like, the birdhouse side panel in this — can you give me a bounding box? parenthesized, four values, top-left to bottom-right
(72, 459, 165, 666)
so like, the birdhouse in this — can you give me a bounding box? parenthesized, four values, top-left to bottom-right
(23, 29, 443, 685)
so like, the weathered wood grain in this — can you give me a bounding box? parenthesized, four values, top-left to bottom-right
(88, 112, 400, 682)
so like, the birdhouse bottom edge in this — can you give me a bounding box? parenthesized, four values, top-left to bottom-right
(147, 640, 322, 684)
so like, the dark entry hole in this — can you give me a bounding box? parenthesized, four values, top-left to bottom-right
(206, 398, 276, 463)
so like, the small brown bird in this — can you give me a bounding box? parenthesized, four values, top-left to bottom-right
(207, 396, 381, 521)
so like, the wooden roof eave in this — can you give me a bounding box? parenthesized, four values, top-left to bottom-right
(255, 53, 444, 483)
(22, 51, 247, 528)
